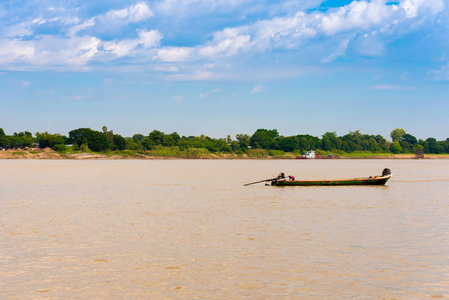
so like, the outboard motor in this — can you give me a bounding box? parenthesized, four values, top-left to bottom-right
(382, 168, 391, 176)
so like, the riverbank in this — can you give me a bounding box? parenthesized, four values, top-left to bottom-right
(1, 148, 449, 159)
(0, 148, 241, 160)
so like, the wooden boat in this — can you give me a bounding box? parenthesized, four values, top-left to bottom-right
(272, 174, 391, 186)
(244, 169, 392, 187)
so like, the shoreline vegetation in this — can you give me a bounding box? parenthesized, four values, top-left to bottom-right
(1, 127, 449, 160)
(1, 147, 449, 160)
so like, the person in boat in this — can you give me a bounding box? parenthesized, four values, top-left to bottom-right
(277, 172, 286, 180)
(288, 175, 295, 181)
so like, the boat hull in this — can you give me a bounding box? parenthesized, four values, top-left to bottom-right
(272, 175, 391, 186)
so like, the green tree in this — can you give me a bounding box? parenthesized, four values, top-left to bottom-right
(202, 137, 218, 152)
(106, 131, 114, 144)
(89, 131, 109, 152)
(250, 129, 279, 149)
(162, 135, 176, 147)
(279, 136, 297, 152)
(68, 128, 92, 145)
(236, 134, 250, 151)
(125, 138, 140, 150)
(236, 134, 250, 142)
(402, 133, 417, 145)
(390, 128, 406, 143)
(53, 144, 67, 152)
(321, 136, 332, 151)
(132, 134, 144, 142)
(426, 138, 437, 153)
(14, 131, 32, 137)
(375, 134, 388, 152)
(0, 135, 13, 149)
(35, 132, 65, 149)
(68, 128, 109, 152)
(297, 137, 310, 152)
(141, 137, 155, 149)
(4, 132, 35, 148)
(390, 141, 402, 154)
(342, 131, 363, 151)
(0, 128, 5, 138)
(433, 142, 445, 154)
(170, 132, 181, 143)
(297, 134, 320, 150)
(113, 134, 126, 150)
(149, 130, 165, 145)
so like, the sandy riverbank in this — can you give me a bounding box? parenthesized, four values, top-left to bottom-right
(0, 148, 229, 160)
(1, 148, 449, 159)
(0, 148, 146, 160)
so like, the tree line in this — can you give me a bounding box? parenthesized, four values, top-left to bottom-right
(0, 127, 448, 155)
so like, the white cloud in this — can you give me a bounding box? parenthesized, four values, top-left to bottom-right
(0, 40, 35, 63)
(190, 1, 412, 63)
(0, 0, 446, 74)
(20, 80, 31, 87)
(160, 63, 220, 80)
(138, 30, 163, 48)
(153, 47, 195, 62)
(60, 94, 89, 101)
(102, 30, 162, 57)
(69, 37, 101, 64)
(104, 2, 154, 23)
(102, 39, 138, 57)
(174, 95, 185, 102)
(0, 2, 161, 69)
(199, 35, 251, 57)
(0, 35, 103, 69)
(251, 84, 264, 93)
(155, 0, 253, 14)
(318, 1, 400, 36)
(198, 88, 222, 99)
(321, 37, 351, 63)
(165, 71, 215, 81)
(400, 0, 445, 18)
(153, 65, 179, 73)
(429, 63, 449, 81)
(68, 18, 96, 37)
(67, 2, 154, 37)
(353, 32, 385, 57)
(370, 84, 415, 90)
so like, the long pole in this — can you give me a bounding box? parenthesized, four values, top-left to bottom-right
(243, 177, 276, 186)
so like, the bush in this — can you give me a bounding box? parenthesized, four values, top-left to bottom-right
(53, 144, 67, 152)
(268, 150, 285, 157)
(80, 143, 90, 152)
(118, 150, 140, 157)
(247, 149, 269, 158)
(143, 146, 181, 157)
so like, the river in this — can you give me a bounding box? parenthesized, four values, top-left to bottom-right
(1, 159, 448, 299)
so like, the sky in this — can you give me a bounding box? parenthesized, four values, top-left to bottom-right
(1, 0, 449, 140)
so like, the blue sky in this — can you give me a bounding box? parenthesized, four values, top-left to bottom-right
(1, 0, 448, 140)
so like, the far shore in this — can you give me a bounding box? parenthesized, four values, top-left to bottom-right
(1, 148, 449, 160)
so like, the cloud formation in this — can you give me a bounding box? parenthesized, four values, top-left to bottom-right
(198, 88, 222, 99)
(251, 84, 265, 93)
(0, 0, 447, 78)
(429, 63, 449, 81)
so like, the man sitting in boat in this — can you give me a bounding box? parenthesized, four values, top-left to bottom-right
(277, 172, 286, 180)
(288, 175, 295, 181)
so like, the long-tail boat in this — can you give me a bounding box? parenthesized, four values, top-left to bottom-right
(244, 168, 392, 187)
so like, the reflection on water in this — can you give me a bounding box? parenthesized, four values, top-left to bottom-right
(1, 159, 449, 299)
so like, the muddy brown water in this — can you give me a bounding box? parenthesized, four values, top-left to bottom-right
(1, 159, 449, 299)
